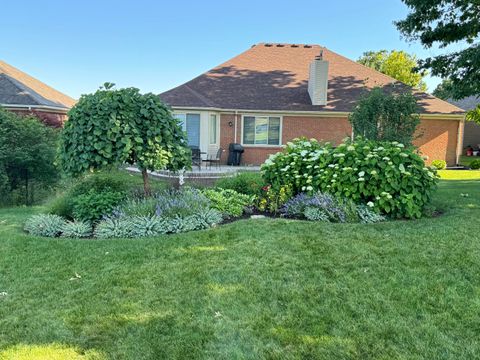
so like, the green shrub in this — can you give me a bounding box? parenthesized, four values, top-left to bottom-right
(215, 172, 264, 196)
(262, 138, 438, 218)
(203, 188, 253, 217)
(470, 159, 480, 170)
(24, 214, 66, 237)
(48, 171, 129, 219)
(431, 159, 447, 170)
(72, 189, 124, 222)
(61, 221, 92, 238)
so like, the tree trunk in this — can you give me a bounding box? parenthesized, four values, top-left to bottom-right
(142, 169, 151, 197)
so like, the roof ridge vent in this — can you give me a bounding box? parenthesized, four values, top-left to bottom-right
(304, 45, 312, 48)
(291, 44, 299, 48)
(265, 43, 273, 47)
(276, 44, 285, 47)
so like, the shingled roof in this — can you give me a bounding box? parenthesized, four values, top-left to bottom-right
(160, 43, 464, 115)
(0, 60, 76, 110)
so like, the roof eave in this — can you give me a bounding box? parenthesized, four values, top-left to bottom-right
(1, 103, 70, 114)
(169, 105, 465, 120)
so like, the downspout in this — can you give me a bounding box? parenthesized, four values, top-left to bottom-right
(456, 115, 466, 165)
(234, 110, 238, 143)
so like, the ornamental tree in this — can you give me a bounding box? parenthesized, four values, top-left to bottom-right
(59, 83, 191, 195)
(348, 87, 420, 146)
(357, 50, 428, 91)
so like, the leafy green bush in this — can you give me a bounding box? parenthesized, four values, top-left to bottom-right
(431, 159, 447, 170)
(348, 87, 420, 146)
(215, 172, 264, 196)
(24, 214, 66, 237)
(203, 188, 253, 217)
(469, 159, 480, 170)
(72, 189, 124, 223)
(262, 138, 438, 218)
(61, 221, 92, 238)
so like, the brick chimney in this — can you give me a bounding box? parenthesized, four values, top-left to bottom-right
(308, 51, 329, 106)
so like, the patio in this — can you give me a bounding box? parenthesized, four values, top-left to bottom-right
(126, 165, 260, 180)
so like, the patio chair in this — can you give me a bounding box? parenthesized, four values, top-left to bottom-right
(191, 147, 202, 170)
(203, 148, 224, 169)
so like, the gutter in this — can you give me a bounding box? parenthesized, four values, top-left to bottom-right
(456, 115, 466, 165)
(171, 106, 465, 120)
(0, 103, 70, 114)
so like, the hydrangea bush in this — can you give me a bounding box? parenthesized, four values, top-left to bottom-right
(262, 137, 438, 218)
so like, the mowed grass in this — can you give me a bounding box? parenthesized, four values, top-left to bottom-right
(438, 169, 480, 180)
(1, 177, 480, 359)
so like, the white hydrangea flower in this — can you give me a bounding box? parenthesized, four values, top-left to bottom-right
(358, 171, 365, 177)
(367, 201, 374, 207)
(347, 145, 355, 151)
(397, 143, 405, 148)
(358, 178, 365, 182)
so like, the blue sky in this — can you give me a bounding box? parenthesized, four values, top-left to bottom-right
(2, 0, 450, 99)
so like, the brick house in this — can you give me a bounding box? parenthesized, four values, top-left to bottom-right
(160, 43, 465, 166)
(0, 60, 75, 127)
(447, 96, 480, 151)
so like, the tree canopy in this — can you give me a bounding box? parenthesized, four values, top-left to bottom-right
(395, 0, 480, 99)
(0, 108, 59, 205)
(59, 84, 191, 194)
(357, 50, 427, 91)
(349, 87, 420, 146)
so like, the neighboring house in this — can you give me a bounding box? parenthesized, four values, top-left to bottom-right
(0, 60, 75, 127)
(160, 43, 465, 166)
(447, 96, 480, 150)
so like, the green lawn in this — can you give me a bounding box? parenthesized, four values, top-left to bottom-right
(459, 155, 480, 167)
(1, 177, 480, 359)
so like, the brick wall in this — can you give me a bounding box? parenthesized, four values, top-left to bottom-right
(220, 113, 461, 166)
(414, 119, 460, 165)
(10, 109, 67, 127)
(220, 114, 352, 165)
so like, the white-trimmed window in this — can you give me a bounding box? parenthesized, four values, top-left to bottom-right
(243, 116, 281, 145)
(209, 114, 217, 144)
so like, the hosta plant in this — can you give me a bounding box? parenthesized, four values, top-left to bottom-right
(203, 188, 253, 217)
(61, 221, 92, 238)
(24, 214, 66, 237)
(262, 137, 438, 218)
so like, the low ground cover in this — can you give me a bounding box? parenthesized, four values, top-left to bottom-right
(0, 174, 479, 359)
